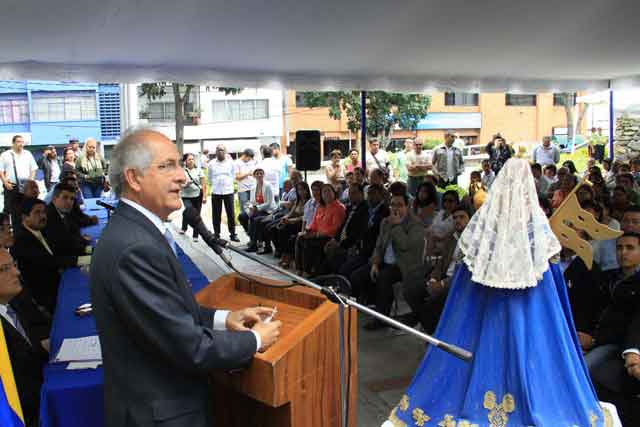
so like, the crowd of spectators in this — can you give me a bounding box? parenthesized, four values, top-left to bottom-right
(1, 129, 640, 425)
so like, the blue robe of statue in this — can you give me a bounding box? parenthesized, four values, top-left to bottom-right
(386, 262, 614, 427)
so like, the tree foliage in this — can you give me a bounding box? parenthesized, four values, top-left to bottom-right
(139, 83, 241, 154)
(300, 91, 431, 142)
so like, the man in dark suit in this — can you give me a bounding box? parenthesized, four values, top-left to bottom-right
(44, 183, 92, 256)
(0, 249, 51, 427)
(90, 129, 281, 427)
(589, 233, 640, 425)
(324, 183, 369, 274)
(11, 198, 86, 314)
(38, 145, 62, 192)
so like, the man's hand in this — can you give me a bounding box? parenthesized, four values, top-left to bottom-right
(370, 264, 380, 282)
(625, 353, 640, 380)
(226, 307, 276, 331)
(3, 181, 14, 191)
(389, 210, 403, 225)
(40, 338, 50, 353)
(202, 196, 207, 205)
(577, 332, 595, 351)
(428, 278, 446, 297)
(252, 320, 282, 352)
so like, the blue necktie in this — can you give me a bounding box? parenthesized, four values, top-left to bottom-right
(6, 305, 29, 344)
(164, 229, 177, 256)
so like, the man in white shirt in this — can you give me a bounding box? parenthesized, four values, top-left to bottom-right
(269, 143, 292, 195)
(406, 139, 432, 196)
(235, 148, 257, 212)
(208, 144, 240, 241)
(258, 146, 281, 201)
(365, 138, 391, 180)
(531, 136, 560, 167)
(0, 135, 38, 219)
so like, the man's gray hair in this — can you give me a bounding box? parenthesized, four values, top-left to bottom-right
(109, 127, 157, 197)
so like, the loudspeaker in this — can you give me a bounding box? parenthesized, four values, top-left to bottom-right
(295, 130, 321, 171)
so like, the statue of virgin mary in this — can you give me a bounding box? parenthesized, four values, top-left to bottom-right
(383, 158, 621, 427)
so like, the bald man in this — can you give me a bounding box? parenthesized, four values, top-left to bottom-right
(90, 129, 281, 427)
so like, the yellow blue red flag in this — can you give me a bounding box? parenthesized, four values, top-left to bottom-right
(0, 320, 24, 427)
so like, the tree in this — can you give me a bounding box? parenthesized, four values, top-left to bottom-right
(139, 83, 241, 154)
(300, 91, 431, 146)
(555, 92, 588, 143)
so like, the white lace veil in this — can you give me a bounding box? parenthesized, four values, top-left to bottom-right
(458, 158, 561, 289)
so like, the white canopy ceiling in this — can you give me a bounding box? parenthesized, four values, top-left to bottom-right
(1, 0, 639, 92)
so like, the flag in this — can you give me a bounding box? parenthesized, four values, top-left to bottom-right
(0, 320, 24, 427)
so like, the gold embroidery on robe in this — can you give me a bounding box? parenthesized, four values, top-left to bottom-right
(388, 407, 408, 427)
(412, 408, 430, 426)
(602, 406, 614, 427)
(483, 391, 515, 427)
(399, 394, 410, 412)
(438, 415, 457, 427)
(589, 411, 598, 427)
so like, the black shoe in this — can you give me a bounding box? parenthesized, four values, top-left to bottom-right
(363, 319, 387, 331)
(229, 235, 240, 242)
(395, 312, 419, 328)
(244, 244, 258, 252)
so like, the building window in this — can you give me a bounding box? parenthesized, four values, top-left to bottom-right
(444, 92, 479, 106)
(0, 96, 29, 124)
(98, 84, 121, 140)
(553, 93, 577, 106)
(32, 91, 97, 121)
(505, 94, 537, 106)
(211, 99, 269, 122)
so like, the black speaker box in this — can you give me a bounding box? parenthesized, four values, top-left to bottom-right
(295, 130, 321, 171)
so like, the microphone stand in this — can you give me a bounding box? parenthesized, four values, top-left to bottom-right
(220, 242, 473, 362)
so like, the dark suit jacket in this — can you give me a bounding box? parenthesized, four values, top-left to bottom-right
(1, 297, 50, 427)
(11, 227, 77, 313)
(39, 157, 61, 191)
(336, 201, 369, 250)
(564, 258, 603, 335)
(594, 269, 640, 349)
(90, 202, 257, 427)
(44, 203, 88, 256)
(359, 203, 390, 258)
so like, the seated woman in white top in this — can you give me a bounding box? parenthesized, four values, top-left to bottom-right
(238, 168, 275, 252)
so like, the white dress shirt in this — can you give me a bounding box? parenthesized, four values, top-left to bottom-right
(208, 159, 237, 195)
(0, 149, 38, 184)
(120, 198, 261, 350)
(0, 304, 16, 329)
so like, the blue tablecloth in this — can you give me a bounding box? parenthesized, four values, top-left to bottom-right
(40, 198, 210, 427)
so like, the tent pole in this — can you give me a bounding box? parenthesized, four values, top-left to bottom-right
(609, 89, 615, 160)
(360, 91, 367, 170)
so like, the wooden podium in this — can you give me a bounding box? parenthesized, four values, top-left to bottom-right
(196, 273, 358, 427)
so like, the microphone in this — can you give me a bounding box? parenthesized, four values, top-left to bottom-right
(183, 207, 232, 267)
(96, 200, 116, 211)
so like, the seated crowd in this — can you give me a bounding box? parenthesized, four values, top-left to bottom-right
(1, 131, 640, 425)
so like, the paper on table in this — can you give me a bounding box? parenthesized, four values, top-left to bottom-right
(53, 336, 102, 363)
(67, 361, 102, 370)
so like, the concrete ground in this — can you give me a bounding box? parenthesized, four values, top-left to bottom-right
(168, 203, 427, 427)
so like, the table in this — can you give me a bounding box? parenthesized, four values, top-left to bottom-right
(39, 198, 211, 427)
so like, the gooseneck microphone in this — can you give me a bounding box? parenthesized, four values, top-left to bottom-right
(183, 207, 232, 266)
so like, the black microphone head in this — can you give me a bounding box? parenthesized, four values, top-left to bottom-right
(183, 207, 203, 228)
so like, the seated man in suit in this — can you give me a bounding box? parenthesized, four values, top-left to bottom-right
(11, 198, 89, 313)
(45, 176, 98, 228)
(0, 249, 51, 427)
(324, 183, 369, 274)
(350, 190, 425, 330)
(589, 233, 640, 425)
(45, 183, 92, 256)
(402, 205, 470, 332)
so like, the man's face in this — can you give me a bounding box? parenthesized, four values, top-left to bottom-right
(453, 211, 470, 233)
(23, 181, 39, 199)
(414, 142, 422, 154)
(48, 149, 57, 159)
(311, 185, 322, 201)
(350, 151, 358, 162)
(271, 146, 280, 156)
(543, 137, 551, 148)
(53, 190, 76, 213)
(72, 142, 79, 152)
(617, 176, 633, 189)
(216, 146, 226, 161)
(126, 137, 186, 220)
(13, 137, 24, 150)
(445, 134, 454, 146)
(622, 212, 640, 233)
(23, 204, 47, 230)
(369, 141, 379, 154)
(482, 161, 491, 172)
(389, 195, 408, 219)
(354, 170, 365, 184)
(616, 236, 640, 270)
(348, 185, 363, 205)
(0, 251, 21, 303)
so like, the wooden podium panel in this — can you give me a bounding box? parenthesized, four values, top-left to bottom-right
(196, 273, 357, 427)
